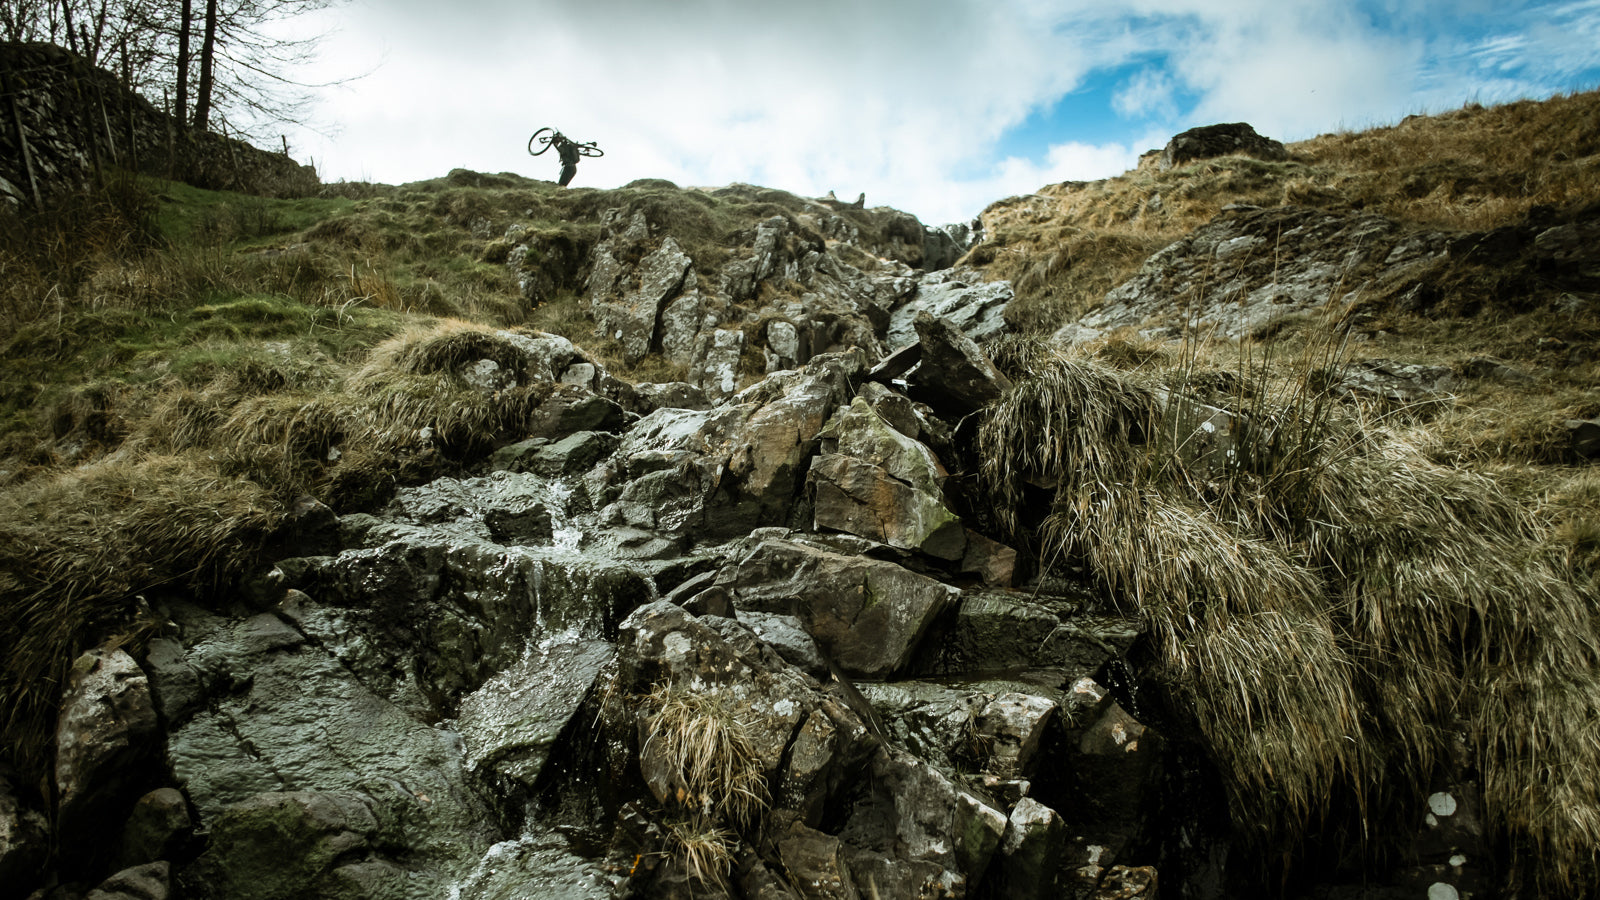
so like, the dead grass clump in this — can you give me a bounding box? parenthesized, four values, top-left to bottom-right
(980, 336, 1600, 892)
(641, 682, 770, 830)
(0, 455, 278, 777)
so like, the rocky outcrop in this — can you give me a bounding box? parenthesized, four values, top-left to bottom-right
(496, 192, 1008, 401)
(1156, 122, 1288, 172)
(1071, 204, 1453, 340)
(7, 315, 1195, 900)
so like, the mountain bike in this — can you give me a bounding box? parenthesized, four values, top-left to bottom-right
(528, 127, 603, 158)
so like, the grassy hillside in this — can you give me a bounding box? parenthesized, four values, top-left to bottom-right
(2, 89, 1598, 894)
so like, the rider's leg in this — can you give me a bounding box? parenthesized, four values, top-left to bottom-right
(559, 164, 576, 187)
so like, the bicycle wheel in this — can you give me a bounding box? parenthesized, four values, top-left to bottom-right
(578, 143, 604, 158)
(528, 127, 555, 156)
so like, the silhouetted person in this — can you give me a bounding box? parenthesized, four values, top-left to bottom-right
(554, 134, 581, 187)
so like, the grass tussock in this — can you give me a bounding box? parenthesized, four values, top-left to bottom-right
(980, 333, 1600, 893)
(641, 682, 770, 830)
(0, 456, 279, 776)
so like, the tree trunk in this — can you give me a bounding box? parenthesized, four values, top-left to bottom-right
(192, 0, 218, 133)
(176, 0, 192, 129)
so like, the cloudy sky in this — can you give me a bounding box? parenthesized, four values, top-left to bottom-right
(269, 0, 1600, 226)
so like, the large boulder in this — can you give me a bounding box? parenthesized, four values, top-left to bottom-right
(1157, 123, 1287, 172)
(808, 397, 964, 559)
(456, 640, 617, 788)
(907, 313, 1013, 417)
(55, 648, 159, 854)
(716, 537, 959, 678)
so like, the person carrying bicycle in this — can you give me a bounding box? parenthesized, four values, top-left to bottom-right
(528, 127, 602, 187)
(554, 133, 581, 187)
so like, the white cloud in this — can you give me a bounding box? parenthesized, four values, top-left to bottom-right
(267, 0, 1600, 226)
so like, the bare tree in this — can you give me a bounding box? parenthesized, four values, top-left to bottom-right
(5, 0, 345, 140)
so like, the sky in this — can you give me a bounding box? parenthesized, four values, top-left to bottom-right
(265, 0, 1600, 226)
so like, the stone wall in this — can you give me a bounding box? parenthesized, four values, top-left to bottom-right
(0, 41, 319, 208)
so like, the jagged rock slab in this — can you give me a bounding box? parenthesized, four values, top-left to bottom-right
(716, 537, 960, 679)
(1081, 205, 1452, 339)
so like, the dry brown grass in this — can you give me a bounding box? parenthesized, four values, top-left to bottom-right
(978, 89, 1600, 340)
(979, 333, 1600, 893)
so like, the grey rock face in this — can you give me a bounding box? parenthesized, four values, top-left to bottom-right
(887, 266, 1013, 349)
(1082, 205, 1451, 339)
(907, 312, 1014, 417)
(808, 397, 964, 559)
(457, 640, 616, 787)
(716, 537, 959, 678)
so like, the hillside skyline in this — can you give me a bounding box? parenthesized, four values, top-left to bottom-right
(270, 1, 1598, 224)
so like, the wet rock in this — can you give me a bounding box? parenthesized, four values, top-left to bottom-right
(837, 745, 1007, 892)
(972, 692, 1059, 780)
(1158, 122, 1286, 172)
(959, 530, 1018, 587)
(114, 788, 191, 870)
(995, 798, 1067, 900)
(452, 833, 616, 900)
(180, 791, 406, 900)
(148, 606, 500, 887)
(86, 861, 170, 900)
(737, 611, 828, 678)
(858, 681, 1056, 781)
(55, 648, 159, 845)
(887, 266, 1012, 349)
(490, 430, 620, 478)
(457, 640, 616, 788)
(1, 772, 48, 891)
(718, 538, 959, 678)
(907, 313, 1013, 417)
